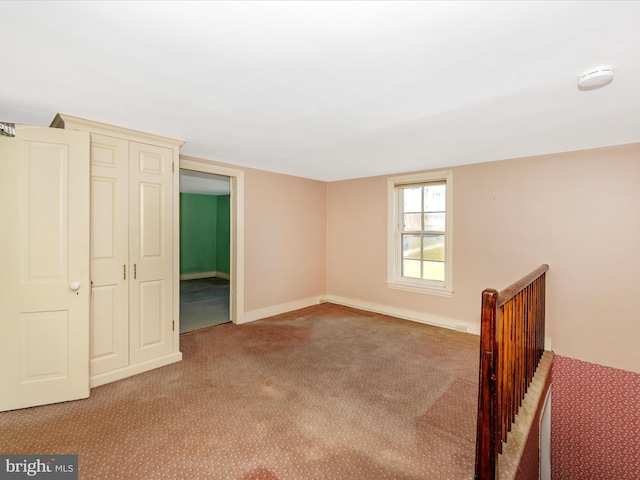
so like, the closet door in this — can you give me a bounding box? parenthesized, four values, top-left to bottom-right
(129, 141, 174, 364)
(89, 134, 130, 375)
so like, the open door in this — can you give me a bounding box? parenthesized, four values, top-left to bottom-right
(0, 124, 90, 411)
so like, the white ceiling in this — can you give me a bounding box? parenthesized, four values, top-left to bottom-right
(180, 170, 230, 196)
(2, 1, 640, 182)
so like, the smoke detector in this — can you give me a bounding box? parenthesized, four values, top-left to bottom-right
(578, 66, 614, 90)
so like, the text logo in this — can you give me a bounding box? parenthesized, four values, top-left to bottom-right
(0, 455, 77, 479)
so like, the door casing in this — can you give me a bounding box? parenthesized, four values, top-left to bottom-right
(179, 156, 245, 324)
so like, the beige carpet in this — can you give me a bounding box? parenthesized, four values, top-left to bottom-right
(0, 304, 480, 479)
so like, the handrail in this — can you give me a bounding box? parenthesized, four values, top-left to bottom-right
(497, 264, 549, 306)
(474, 264, 548, 480)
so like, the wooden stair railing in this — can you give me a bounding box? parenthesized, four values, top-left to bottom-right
(474, 264, 548, 480)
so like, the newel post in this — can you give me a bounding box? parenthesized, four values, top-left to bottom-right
(474, 288, 498, 480)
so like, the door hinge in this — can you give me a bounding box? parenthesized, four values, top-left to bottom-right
(172, 320, 175, 332)
(172, 161, 175, 173)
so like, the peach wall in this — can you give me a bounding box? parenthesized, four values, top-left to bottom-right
(243, 166, 327, 311)
(181, 156, 327, 315)
(327, 143, 640, 373)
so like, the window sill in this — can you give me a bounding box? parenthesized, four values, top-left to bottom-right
(386, 281, 453, 297)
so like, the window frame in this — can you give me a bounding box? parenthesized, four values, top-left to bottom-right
(387, 170, 453, 296)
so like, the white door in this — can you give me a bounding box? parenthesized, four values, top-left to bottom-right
(129, 141, 174, 364)
(89, 134, 130, 375)
(0, 125, 90, 411)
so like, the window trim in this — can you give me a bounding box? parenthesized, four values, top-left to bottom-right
(387, 170, 453, 296)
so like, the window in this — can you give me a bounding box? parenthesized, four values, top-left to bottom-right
(387, 170, 453, 295)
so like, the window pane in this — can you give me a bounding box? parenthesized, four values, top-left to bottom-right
(402, 234, 422, 260)
(403, 213, 422, 232)
(424, 212, 445, 232)
(422, 261, 445, 281)
(402, 259, 421, 279)
(402, 187, 422, 213)
(391, 173, 451, 291)
(424, 184, 445, 212)
(423, 234, 444, 261)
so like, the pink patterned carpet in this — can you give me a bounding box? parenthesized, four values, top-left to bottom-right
(551, 355, 640, 480)
(0, 304, 480, 479)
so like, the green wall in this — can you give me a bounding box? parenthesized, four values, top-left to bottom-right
(216, 195, 231, 274)
(180, 193, 230, 276)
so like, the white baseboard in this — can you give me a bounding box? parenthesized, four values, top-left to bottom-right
(240, 294, 478, 334)
(241, 296, 323, 324)
(90, 352, 182, 388)
(180, 271, 230, 281)
(325, 296, 553, 349)
(237, 294, 554, 349)
(325, 295, 481, 335)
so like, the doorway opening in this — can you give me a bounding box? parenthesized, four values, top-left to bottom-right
(178, 157, 245, 330)
(180, 169, 231, 332)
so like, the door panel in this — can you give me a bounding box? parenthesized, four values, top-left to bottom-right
(21, 143, 68, 279)
(92, 177, 118, 259)
(91, 285, 121, 359)
(129, 141, 173, 363)
(21, 311, 68, 381)
(139, 280, 163, 346)
(140, 183, 163, 257)
(89, 134, 129, 375)
(0, 126, 90, 411)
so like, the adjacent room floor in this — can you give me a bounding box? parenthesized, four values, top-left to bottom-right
(180, 277, 230, 333)
(0, 303, 480, 479)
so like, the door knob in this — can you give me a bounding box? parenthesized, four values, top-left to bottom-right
(69, 281, 81, 291)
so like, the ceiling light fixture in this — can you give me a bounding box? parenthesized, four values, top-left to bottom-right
(578, 66, 614, 90)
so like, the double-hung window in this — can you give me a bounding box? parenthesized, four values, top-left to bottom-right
(387, 170, 453, 295)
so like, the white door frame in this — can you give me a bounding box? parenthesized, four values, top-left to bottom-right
(179, 155, 245, 324)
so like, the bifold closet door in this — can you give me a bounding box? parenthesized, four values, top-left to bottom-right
(89, 134, 130, 375)
(129, 141, 174, 364)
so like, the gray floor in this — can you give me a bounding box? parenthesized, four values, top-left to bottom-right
(179, 277, 230, 333)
